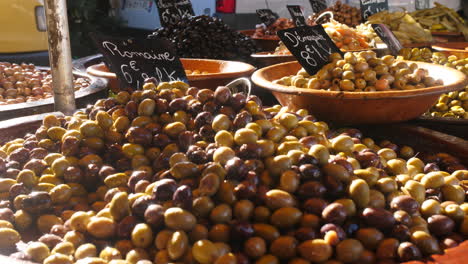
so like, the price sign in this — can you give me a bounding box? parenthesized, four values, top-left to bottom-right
(287, 5, 307, 27)
(360, 0, 388, 20)
(277, 25, 343, 75)
(156, 0, 194, 27)
(371, 24, 403, 56)
(256, 9, 279, 27)
(91, 33, 188, 90)
(174, 0, 195, 18)
(309, 0, 327, 14)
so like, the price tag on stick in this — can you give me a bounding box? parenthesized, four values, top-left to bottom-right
(371, 24, 403, 56)
(360, 0, 388, 21)
(90, 33, 188, 90)
(156, 0, 194, 27)
(309, 0, 327, 14)
(287, 5, 307, 27)
(277, 25, 343, 75)
(256, 9, 279, 27)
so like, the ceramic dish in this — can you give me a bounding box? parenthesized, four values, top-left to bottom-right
(252, 61, 467, 124)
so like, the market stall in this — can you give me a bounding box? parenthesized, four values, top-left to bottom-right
(0, 0, 468, 264)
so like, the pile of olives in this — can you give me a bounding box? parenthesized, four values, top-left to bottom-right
(0, 80, 467, 264)
(307, 1, 362, 27)
(426, 88, 468, 119)
(148, 16, 257, 61)
(274, 51, 443, 92)
(397, 48, 434, 63)
(252, 18, 295, 39)
(397, 48, 468, 119)
(0, 62, 90, 105)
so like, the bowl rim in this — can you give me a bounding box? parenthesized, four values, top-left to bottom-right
(180, 58, 256, 80)
(252, 60, 468, 100)
(87, 59, 256, 81)
(432, 42, 468, 53)
(251, 51, 294, 58)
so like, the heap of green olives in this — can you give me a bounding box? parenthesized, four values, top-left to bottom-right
(397, 48, 468, 119)
(274, 51, 443, 92)
(0, 80, 466, 264)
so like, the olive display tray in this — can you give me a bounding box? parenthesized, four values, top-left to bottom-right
(0, 115, 468, 262)
(0, 67, 108, 121)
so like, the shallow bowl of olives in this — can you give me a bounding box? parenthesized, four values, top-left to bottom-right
(0, 65, 106, 122)
(87, 58, 255, 92)
(252, 61, 467, 124)
(432, 42, 468, 60)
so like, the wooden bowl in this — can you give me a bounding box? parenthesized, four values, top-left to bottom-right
(239, 29, 280, 52)
(0, 70, 107, 121)
(432, 42, 468, 59)
(252, 61, 468, 124)
(87, 58, 255, 91)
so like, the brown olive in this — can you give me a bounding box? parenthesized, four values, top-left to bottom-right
(390, 195, 419, 214)
(322, 203, 347, 225)
(270, 236, 298, 259)
(361, 207, 395, 230)
(335, 239, 364, 263)
(297, 239, 332, 262)
(428, 215, 455, 236)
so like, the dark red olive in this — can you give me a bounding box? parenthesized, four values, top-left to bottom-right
(322, 203, 347, 225)
(152, 178, 177, 202)
(390, 195, 419, 214)
(361, 207, 395, 230)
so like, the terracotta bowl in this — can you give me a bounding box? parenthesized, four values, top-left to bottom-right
(252, 61, 467, 124)
(87, 58, 255, 91)
(432, 42, 468, 59)
(0, 70, 107, 121)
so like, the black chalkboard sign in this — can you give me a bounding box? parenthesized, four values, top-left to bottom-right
(174, 0, 195, 18)
(156, 0, 194, 27)
(371, 24, 403, 56)
(309, 0, 327, 14)
(90, 33, 188, 90)
(360, 0, 388, 20)
(287, 5, 307, 27)
(277, 25, 343, 75)
(256, 9, 279, 26)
